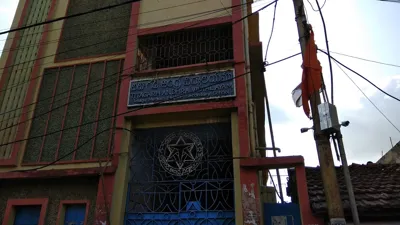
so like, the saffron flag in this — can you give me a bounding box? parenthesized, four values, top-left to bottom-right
(300, 25, 322, 118)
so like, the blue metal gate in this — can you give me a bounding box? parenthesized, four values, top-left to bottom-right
(263, 203, 301, 225)
(125, 123, 235, 225)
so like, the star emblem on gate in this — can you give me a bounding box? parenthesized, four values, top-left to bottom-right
(158, 131, 203, 176)
(166, 136, 196, 169)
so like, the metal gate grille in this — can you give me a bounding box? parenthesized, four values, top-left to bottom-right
(125, 123, 235, 225)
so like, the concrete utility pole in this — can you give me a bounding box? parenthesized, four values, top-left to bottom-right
(291, 0, 346, 224)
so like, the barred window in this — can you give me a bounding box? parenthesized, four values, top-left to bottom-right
(56, 0, 131, 61)
(136, 24, 234, 71)
(23, 60, 123, 163)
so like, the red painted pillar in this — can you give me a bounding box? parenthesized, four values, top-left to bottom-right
(113, 2, 140, 166)
(241, 169, 262, 225)
(231, 0, 261, 224)
(295, 165, 324, 225)
(94, 174, 114, 225)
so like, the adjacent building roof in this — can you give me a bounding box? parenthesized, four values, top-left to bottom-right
(377, 141, 400, 164)
(287, 163, 400, 218)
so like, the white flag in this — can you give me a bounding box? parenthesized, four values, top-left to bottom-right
(291, 83, 302, 107)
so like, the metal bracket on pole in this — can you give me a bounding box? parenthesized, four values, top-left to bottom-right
(330, 218, 346, 225)
(255, 147, 281, 153)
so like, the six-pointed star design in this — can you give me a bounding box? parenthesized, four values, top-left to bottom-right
(166, 136, 196, 169)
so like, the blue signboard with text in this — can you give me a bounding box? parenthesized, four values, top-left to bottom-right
(127, 70, 236, 107)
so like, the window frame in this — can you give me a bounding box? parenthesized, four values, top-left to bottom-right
(56, 200, 90, 225)
(2, 198, 49, 225)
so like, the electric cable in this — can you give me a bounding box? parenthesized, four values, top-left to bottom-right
(0, 2, 277, 149)
(0, 3, 250, 121)
(306, 0, 327, 11)
(0, 0, 206, 44)
(234, 0, 277, 24)
(11, 70, 251, 172)
(0, 5, 236, 96)
(333, 60, 400, 134)
(268, 170, 285, 202)
(328, 50, 400, 68)
(0, 69, 250, 149)
(314, 0, 334, 104)
(1, 1, 235, 55)
(0, 3, 248, 71)
(0, 0, 271, 124)
(264, 0, 278, 62)
(265, 52, 301, 66)
(0, 0, 141, 36)
(0, 17, 228, 129)
(319, 49, 400, 103)
(0, 0, 267, 95)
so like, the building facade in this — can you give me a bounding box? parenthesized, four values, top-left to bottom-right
(0, 0, 271, 224)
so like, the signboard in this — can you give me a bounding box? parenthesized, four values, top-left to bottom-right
(127, 70, 235, 107)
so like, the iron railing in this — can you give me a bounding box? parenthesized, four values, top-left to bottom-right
(136, 24, 234, 71)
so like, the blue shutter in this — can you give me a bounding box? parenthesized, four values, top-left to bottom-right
(14, 205, 41, 225)
(64, 204, 86, 225)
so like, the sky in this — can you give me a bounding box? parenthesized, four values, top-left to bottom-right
(1, 0, 400, 200)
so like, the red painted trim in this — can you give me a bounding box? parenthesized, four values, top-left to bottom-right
(21, 158, 109, 166)
(56, 200, 90, 225)
(0, 166, 116, 179)
(55, 66, 76, 160)
(54, 51, 126, 64)
(240, 156, 305, 169)
(91, 62, 107, 159)
(107, 60, 123, 155)
(6, 0, 58, 166)
(0, 0, 31, 91)
(127, 101, 235, 117)
(73, 63, 92, 160)
(295, 165, 324, 225)
(229, 0, 259, 224)
(138, 16, 232, 36)
(94, 173, 114, 224)
(113, 2, 140, 166)
(135, 60, 235, 76)
(2, 198, 49, 225)
(38, 67, 60, 162)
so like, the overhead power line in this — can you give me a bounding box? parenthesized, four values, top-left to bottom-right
(12, 52, 299, 172)
(329, 51, 400, 68)
(315, 0, 334, 104)
(306, 0, 327, 11)
(264, 0, 278, 62)
(0, 4, 244, 71)
(10, 70, 251, 172)
(0, 9, 233, 124)
(1, 2, 222, 55)
(0, 0, 141, 36)
(233, 0, 277, 24)
(265, 52, 301, 66)
(0, 1, 276, 148)
(334, 60, 400, 134)
(0, 2, 261, 122)
(319, 49, 400, 103)
(0, 6, 236, 94)
(0, 0, 206, 43)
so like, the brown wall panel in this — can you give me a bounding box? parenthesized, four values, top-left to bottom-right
(56, 0, 131, 61)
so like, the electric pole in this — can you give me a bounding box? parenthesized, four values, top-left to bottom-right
(291, 0, 346, 224)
